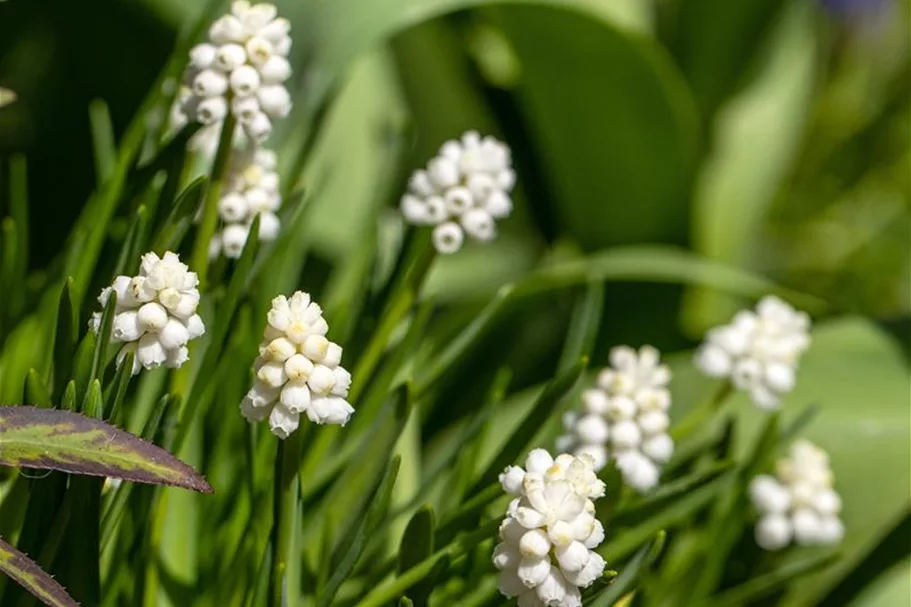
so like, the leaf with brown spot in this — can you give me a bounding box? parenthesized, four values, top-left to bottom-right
(0, 406, 212, 493)
(0, 535, 79, 607)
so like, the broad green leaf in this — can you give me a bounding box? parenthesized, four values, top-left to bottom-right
(684, 0, 817, 333)
(318, 456, 401, 607)
(307, 0, 657, 110)
(0, 406, 211, 492)
(493, 4, 698, 249)
(0, 536, 78, 607)
(675, 0, 788, 115)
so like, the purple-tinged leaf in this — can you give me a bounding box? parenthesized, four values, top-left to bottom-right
(0, 535, 79, 607)
(0, 406, 212, 493)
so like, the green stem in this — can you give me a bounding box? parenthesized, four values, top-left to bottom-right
(269, 432, 302, 607)
(191, 112, 236, 287)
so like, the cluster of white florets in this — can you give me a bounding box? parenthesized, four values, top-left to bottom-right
(750, 440, 844, 551)
(177, 1, 292, 144)
(401, 131, 515, 254)
(493, 450, 607, 607)
(209, 148, 282, 258)
(557, 346, 673, 493)
(90, 252, 206, 375)
(695, 296, 811, 410)
(241, 292, 354, 438)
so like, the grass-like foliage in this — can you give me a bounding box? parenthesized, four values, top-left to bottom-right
(0, 1, 907, 606)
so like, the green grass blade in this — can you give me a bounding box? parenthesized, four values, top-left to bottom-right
(89, 99, 116, 186)
(317, 456, 401, 607)
(470, 358, 586, 493)
(589, 532, 665, 607)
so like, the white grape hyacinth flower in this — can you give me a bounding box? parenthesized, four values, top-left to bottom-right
(90, 252, 206, 375)
(694, 295, 811, 410)
(493, 449, 607, 607)
(400, 131, 516, 254)
(241, 291, 354, 439)
(210, 147, 282, 259)
(750, 439, 844, 550)
(557, 345, 673, 493)
(178, 1, 292, 144)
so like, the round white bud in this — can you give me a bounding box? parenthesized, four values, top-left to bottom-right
(641, 433, 674, 463)
(257, 85, 292, 118)
(218, 192, 249, 222)
(214, 43, 247, 72)
(189, 43, 217, 69)
(461, 208, 496, 241)
(229, 65, 262, 96)
(137, 302, 169, 332)
(755, 514, 792, 550)
(245, 112, 272, 143)
(432, 222, 464, 254)
(575, 414, 609, 445)
(443, 187, 474, 215)
(192, 69, 228, 97)
(231, 95, 261, 123)
(222, 224, 251, 259)
(245, 36, 273, 65)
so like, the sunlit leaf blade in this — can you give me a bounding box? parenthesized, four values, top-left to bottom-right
(0, 536, 79, 607)
(0, 407, 212, 493)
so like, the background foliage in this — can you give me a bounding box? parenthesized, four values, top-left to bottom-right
(0, 0, 908, 605)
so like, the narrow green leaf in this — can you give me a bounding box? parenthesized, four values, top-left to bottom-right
(707, 551, 840, 607)
(0, 219, 16, 325)
(600, 474, 730, 562)
(103, 353, 133, 426)
(60, 382, 76, 412)
(89, 293, 117, 389)
(355, 519, 498, 607)
(151, 176, 207, 253)
(558, 282, 604, 372)
(0, 406, 211, 492)
(590, 532, 665, 607)
(471, 358, 586, 493)
(318, 456, 401, 607)
(89, 99, 116, 185)
(112, 206, 149, 278)
(0, 536, 79, 607)
(434, 483, 501, 546)
(24, 370, 52, 409)
(397, 507, 435, 607)
(612, 461, 735, 526)
(52, 279, 77, 401)
(71, 332, 97, 409)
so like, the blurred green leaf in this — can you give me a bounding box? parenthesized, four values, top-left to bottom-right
(494, 4, 698, 248)
(684, 0, 817, 333)
(89, 99, 116, 186)
(51, 279, 77, 402)
(397, 507, 435, 606)
(706, 550, 840, 607)
(0, 88, 16, 109)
